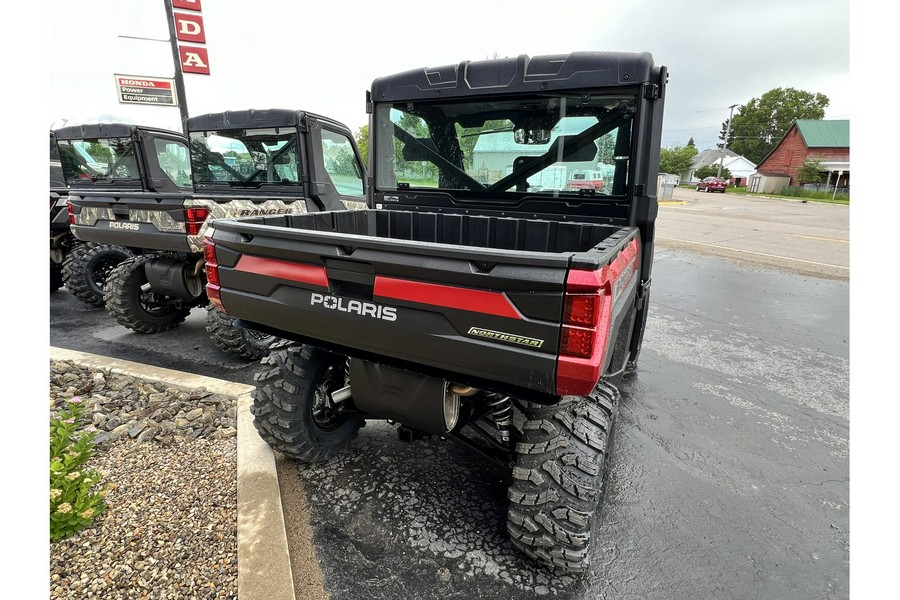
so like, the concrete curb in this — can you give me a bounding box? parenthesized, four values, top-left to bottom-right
(49, 347, 295, 600)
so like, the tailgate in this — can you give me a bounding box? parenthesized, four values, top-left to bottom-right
(70, 191, 309, 253)
(209, 214, 576, 395)
(69, 191, 191, 252)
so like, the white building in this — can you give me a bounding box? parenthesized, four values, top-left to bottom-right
(685, 149, 757, 186)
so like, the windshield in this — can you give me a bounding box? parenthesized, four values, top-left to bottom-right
(374, 93, 636, 199)
(58, 137, 140, 182)
(189, 128, 301, 186)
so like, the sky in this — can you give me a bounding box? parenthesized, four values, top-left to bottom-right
(46, 0, 851, 153)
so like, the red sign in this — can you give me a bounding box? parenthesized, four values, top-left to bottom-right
(173, 0, 201, 11)
(115, 75, 178, 106)
(179, 46, 210, 75)
(174, 12, 206, 43)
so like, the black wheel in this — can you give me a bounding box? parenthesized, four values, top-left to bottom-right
(507, 381, 618, 572)
(205, 305, 281, 360)
(61, 243, 133, 306)
(251, 343, 363, 462)
(104, 255, 192, 333)
(50, 260, 63, 292)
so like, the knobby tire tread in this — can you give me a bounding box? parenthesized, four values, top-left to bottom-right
(251, 344, 362, 462)
(507, 380, 618, 571)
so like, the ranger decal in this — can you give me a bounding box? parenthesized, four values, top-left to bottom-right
(237, 208, 296, 216)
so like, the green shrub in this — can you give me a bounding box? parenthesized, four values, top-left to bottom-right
(50, 397, 108, 541)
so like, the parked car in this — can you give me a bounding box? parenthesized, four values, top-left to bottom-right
(697, 176, 727, 193)
(565, 169, 606, 193)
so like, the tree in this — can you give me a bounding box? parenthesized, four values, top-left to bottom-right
(726, 87, 829, 164)
(86, 142, 112, 162)
(596, 132, 617, 164)
(717, 122, 733, 149)
(687, 137, 696, 149)
(658, 144, 697, 178)
(355, 125, 369, 165)
(795, 157, 824, 185)
(695, 165, 732, 180)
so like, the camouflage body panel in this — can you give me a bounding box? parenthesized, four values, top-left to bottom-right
(72, 195, 365, 254)
(75, 206, 184, 233)
(342, 199, 369, 211)
(185, 197, 309, 253)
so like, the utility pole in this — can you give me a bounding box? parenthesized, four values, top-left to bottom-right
(717, 103, 738, 178)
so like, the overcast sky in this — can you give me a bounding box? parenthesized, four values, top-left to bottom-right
(48, 0, 850, 152)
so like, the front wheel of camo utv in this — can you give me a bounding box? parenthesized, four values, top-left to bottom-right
(506, 380, 618, 572)
(205, 305, 281, 360)
(61, 242, 133, 306)
(251, 343, 363, 462)
(104, 255, 192, 333)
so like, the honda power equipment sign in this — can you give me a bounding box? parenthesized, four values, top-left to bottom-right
(115, 76, 178, 107)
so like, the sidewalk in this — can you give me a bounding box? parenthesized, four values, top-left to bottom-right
(49, 347, 296, 600)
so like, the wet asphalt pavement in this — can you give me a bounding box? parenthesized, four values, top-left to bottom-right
(49, 244, 849, 599)
(275, 248, 849, 600)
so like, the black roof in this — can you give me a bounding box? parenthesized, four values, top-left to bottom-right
(186, 109, 307, 131)
(370, 51, 657, 102)
(186, 108, 356, 134)
(53, 123, 184, 141)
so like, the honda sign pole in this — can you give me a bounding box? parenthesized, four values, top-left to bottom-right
(164, 0, 190, 136)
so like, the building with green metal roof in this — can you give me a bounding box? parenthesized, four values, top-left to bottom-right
(750, 119, 849, 194)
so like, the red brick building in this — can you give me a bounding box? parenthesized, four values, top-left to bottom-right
(752, 119, 849, 192)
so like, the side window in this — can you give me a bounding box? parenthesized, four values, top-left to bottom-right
(320, 129, 364, 197)
(154, 138, 192, 188)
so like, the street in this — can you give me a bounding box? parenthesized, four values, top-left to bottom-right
(658, 188, 848, 279)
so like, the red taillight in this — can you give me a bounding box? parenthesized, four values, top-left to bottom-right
(560, 326, 594, 358)
(206, 265, 220, 286)
(203, 238, 217, 265)
(556, 238, 640, 396)
(203, 238, 225, 312)
(67, 201, 75, 225)
(185, 207, 210, 236)
(563, 294, 598, 326)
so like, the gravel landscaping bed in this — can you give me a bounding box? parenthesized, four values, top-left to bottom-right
(50, 360, 238, 599)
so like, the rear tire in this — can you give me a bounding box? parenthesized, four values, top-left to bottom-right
(61, 243, 133, 306)
(507, 381, 618, 572)
(251, 343, 363, 462)
(205, 305, 280, 360)
(104, 255, 192, 333)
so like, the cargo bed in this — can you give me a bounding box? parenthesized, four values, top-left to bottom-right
(207, 209, 640, 398)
